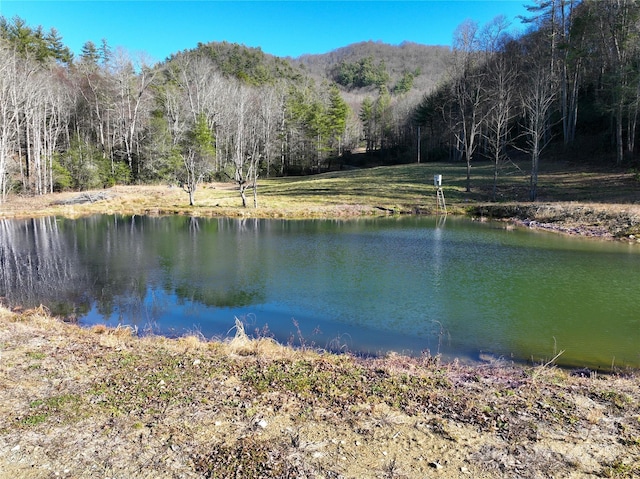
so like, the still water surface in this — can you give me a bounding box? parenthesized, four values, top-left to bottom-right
(1, 214, 638, 369)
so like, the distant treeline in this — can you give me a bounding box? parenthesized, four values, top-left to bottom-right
(0, 17, 422, 204)
(0, 1, 638, 205)
(415, 1, 640, 200)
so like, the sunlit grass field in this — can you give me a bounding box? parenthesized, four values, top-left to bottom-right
(215, 159, 639, 214)
(1, 160, 638, 221)
(182, 160, 638, 215)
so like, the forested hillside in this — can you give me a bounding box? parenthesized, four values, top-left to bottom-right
(295, 41, 453, 94)
(170, 41, 307, 86)
(0, 0, 639, 207)
(295, 41, 454, 155)
(0, 16, 448, 205)
(414, 1, 640, 201)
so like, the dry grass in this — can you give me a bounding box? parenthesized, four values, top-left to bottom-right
(2, 161, 638, 240)
(0, 161, 636, 215)
(226, 317, 300, 360)
(1, 307, 639, 478)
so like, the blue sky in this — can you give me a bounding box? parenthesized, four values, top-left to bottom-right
(0, 1, 531, 62)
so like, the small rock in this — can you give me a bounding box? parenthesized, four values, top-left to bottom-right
(571, 368, 592, 377)
(193, 359, 201, 366)
(460, 466, 471, 475)
(256, 419, 268, 429)
(429, 461, 443, 470)
(11, 445, 20, 452)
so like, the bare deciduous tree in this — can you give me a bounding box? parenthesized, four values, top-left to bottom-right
(520, 53, 557, 202)
(0, 47, 18, 201)
(112, 48, 157, 177)
(451, 19, 489, 192)
(485, 53, 517, 201)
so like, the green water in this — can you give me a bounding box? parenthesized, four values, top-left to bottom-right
(1, 215, 638, 369)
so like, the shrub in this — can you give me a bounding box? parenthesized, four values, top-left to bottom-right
(52, 157, 73, 191)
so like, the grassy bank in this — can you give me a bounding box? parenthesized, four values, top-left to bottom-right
(1, 161, 639, 238)
(1, 307, 639, 478)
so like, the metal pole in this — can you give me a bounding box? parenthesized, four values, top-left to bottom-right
(417, 125, 421, 164)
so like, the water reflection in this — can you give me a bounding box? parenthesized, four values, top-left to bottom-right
(1, 214, 639, 369)
(0, 215, 265, 325)
(0, 217, 91, 317)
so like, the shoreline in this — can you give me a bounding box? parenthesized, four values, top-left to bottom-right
(0, 307, 638, 478)
(2, 184, 639, 244)
(469, 203, 640, 243)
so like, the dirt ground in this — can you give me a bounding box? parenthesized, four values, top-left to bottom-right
(0, 309, 638, 479)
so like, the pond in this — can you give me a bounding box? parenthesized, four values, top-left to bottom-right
(1, 214, 639, 370)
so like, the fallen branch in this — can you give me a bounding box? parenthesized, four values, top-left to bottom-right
(53, 192, 113, 205)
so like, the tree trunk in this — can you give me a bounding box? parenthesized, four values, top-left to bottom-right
(252, 160, 259, 208)
(492, 150, 499, 202)
(530, 133, 540, 202)
(466, 153, 472, 193)
(567, 67, 580, 144)
(240, 184, 247, 208)
(253, 182, 258, 208)
(627, 102, 637, 155)
(616, 104, 624, 165)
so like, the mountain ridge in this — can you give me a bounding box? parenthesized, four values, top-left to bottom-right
(294, 40, 453, 93)
(177, 39, 453, 95)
